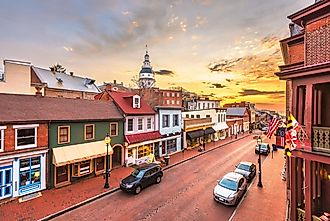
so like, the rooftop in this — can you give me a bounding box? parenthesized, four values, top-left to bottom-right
(32, 66, 100, 93)
(108, 91, 156, 115)
(226, 107, 247, 116)
(0, 93, 123, 123)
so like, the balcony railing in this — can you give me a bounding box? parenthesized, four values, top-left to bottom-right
(297, 208, 321, 221)
(313, 126, 330, 153)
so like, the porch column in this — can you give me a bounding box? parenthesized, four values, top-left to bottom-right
(290, 157, 297, 221)
(183, 131, 187, 149)
(305, 84, 313, 150)
(305, 159, 312, 221)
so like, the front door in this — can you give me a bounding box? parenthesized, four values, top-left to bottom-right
(0, 167, 12, 200)
(112, 146, 122, 168)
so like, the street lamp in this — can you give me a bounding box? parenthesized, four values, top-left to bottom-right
(203, 127, 206, 151)
(257, 136, 263, 188)
(104, 133, 111, 189)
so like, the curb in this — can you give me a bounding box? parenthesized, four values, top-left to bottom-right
(40, 133, 252, 220)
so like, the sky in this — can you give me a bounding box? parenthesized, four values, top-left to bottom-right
(0, 0, 314, 113)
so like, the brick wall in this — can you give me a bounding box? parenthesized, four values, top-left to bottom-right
(305, 15, 330, 65)
(288, 42, 304, 64)
(2, 123, 48, 153)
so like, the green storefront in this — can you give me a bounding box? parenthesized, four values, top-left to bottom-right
(49, 120, 124, 188)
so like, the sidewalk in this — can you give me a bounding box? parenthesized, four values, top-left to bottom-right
(0, 132, 250, 221)
(230, 147, 287, 221)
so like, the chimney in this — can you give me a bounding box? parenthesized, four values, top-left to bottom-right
(114, 79, 117, 84)
(35, 86, 43, 97)
(70, 71, 74, 76)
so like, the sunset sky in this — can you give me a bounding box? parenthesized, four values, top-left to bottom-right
(0, 0, 314, 113)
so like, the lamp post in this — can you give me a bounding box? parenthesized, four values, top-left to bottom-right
(104, 133, 111, 189)
(203, 127, 206, 151)
(257, 136, 263, 188)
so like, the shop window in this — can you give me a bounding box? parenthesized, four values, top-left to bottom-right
(56, 165, 69, 184)
(162, 115, 170, 128)
(110, 122, 118, 136)
(147, 118, 152, 129)
(127, 119, 133, 132)
(95, 157, 105, 172)
(85, 124, 94, 140)
(58, 126, 70, 144)
(128, 148, 133, 157)
(15, 125, 38, 149)
(138, 118, 143, 130)
(173, 114, 179, 126)
(138, 145, 151, 158)
(19, 157, 41, 188)
(167, 139, 177, 154)
(72, 160, 92, 177)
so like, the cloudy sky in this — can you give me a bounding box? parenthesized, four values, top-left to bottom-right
(0, 0, 314, 112)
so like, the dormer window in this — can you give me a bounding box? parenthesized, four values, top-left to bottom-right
(133, 95, 140, 108)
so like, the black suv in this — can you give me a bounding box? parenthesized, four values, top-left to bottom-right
(120, 163, 163, 194)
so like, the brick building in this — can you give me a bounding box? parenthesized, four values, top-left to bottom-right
(275, 1, 330, 220)
(224, 101, 257, 130)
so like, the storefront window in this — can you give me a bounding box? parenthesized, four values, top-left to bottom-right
(167, 139, 177, 154)
(19, 157, 41, 188)
(138, 145, 151, 158)
(72, 160, 92, 177)
(128, 149, 133, 157)
(56, 165, 69, 184)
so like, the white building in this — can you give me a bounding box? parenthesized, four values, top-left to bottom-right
(186, 98, 221, 111)
(182, 108, 228, 141)
(155, 107, 182, 156)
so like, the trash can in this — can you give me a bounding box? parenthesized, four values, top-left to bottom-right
(164, 155, 170, 166)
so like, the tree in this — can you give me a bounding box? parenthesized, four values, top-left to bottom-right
(49, 63, 66, 73)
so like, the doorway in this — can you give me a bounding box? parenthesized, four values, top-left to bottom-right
(112, 146, 122, 168)
(0, 166, 12, 200)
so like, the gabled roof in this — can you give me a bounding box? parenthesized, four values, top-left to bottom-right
(32, 66, 100, 93)
(0, 93, 123, 123)
(226, 107, 247, 116)
(108, 91, 156, 115)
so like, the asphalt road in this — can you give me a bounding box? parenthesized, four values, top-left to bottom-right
(54, 134, 267, 221)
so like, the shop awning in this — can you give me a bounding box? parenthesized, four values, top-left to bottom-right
(125, 131, 162, 145)
(187, 127, 216, 139)
(213, 122, 229, 131)
(52, 141, 113, 167)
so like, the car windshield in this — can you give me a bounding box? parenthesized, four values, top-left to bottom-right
(260, 144, 268, 150)
(219, 178, 238, 191)
(237, 164, 250, 171)
(131, 169, 144, 178)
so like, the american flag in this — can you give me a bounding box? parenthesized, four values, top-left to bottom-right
(267, 117, 280, 139)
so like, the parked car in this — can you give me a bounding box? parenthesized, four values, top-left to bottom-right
(120, 163, 163, 194)
(255, 143, 270, 155)
(213, 172, 247, 206)
(234, 161, 256, 182)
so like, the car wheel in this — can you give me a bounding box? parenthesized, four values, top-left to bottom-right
(134, 185, 142, 195)
(156, 176, 162, 184)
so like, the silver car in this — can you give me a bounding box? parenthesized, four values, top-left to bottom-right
(213, 172, 247, 206)
(234, 161, 256, 182)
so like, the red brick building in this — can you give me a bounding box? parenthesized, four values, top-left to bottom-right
(275, 1, 330, 220)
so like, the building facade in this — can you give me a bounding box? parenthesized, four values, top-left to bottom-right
(156, 107, 182, 157)
(226, 107, 250, 133)
(95, 90, 161, 166)
(224, 101, 257, 130)
(275, 1, 330, 220)
(182, 109, 228, 141)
